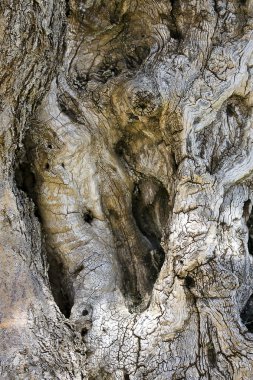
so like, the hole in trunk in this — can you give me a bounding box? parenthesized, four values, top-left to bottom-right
(241, 294, 253, 333)
(170, 29, 182, 40)
(83, 210, 93, 224)
(82, 309, 89, 316)
(185, 275, 195, 288)
(81, 327, 88, 336)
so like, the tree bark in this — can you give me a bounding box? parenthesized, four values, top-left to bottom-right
(1, 0, 253, 379)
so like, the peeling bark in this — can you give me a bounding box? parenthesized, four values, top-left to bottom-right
(1, 0, 253, 379)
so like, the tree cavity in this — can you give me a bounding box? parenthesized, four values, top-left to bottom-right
(132, 179, 169, 286)
(14, 140, 74, 319)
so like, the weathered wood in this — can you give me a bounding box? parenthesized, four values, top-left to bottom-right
(1, 1, 253, 379)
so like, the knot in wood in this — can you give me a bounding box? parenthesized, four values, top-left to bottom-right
(126, 78, 161, 117)
(129, 89, 159, 116)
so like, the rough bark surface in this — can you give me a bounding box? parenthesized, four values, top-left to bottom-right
(1, 0, 253, 379)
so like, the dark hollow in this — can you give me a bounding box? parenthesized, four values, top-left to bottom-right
(65, 0, 71, 17)
(132, 179, 169, 286)
(82, 309, 89, 316)
(81, 328, 88, 336)
(15, 162, 36, 198)
(170, 29, 182, 41)
(207, 345, 217, 367)
(185, 275, 195, 289)
(83, 210, 93, 224)
(226, 104, 236, 117)
(247, 203, 253, 256)
(240, 294, 253, 333)
(47, 255, 74, 318)
(115, 139, 128, 157)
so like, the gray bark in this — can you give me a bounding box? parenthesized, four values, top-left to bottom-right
(1, 0, 253, 379)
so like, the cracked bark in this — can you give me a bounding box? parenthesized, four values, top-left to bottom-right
(1, 0, 253, 379)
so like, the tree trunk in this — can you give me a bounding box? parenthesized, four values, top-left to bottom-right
(1, 0, 253, 379)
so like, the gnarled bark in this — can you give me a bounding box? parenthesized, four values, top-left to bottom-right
(1, 1, 253, 379)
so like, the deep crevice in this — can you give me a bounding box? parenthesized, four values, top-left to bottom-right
(246, 200, 253, 256)
(241, 294, 253, 332)
(106, 207, 143, 312)
(132, 178, 169, 285)
(15, 161, 36, 199)
(65, 0, 71, 17)
(14, 142, 74, 319)
(226, 104, 236, 117)
(170, 29, 182, 41)
(115, 139, 128, 157)
(47, 252, 74, 318)
(170, 0, 182, 44)
(103, 174, 170, 312)
(14, 153, 42, 223)
(207, 343, 217, 367)
(171, 152, 179, 172)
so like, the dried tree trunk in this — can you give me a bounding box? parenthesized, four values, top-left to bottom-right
(1, 0, 253, 379)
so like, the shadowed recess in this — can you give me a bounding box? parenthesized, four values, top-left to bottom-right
(241, 294, 253, 333)
(103, 176, 169, 312)
(132, 178, 169, 283)
(14, 144, 74, 318)
(47, 253, 74, 318)
(242, 202, 253, 331)
(15, 160, 36, 199)
(246, 200, 253, 256)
